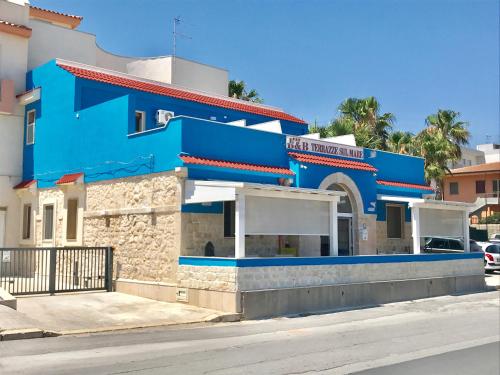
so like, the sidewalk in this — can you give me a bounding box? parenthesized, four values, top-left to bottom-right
(0, 305, 44, 341)
(0, 292, 238, 340)
(16, 292, 239, 336)
(485, 272, 500, 290)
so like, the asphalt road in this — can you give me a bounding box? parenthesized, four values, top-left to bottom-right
(0, 291, 498, 375)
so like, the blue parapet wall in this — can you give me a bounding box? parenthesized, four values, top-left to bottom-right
(179, 253, 483, 267)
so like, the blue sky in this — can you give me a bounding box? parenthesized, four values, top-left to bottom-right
(33, 0, 499, 146)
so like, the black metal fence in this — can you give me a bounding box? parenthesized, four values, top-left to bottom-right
(0, 247, 113, 296)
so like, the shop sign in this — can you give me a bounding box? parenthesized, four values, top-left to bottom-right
(2, 251, 10, 263)
(286, 136, 364, 159)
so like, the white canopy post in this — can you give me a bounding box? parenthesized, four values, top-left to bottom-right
(235, 193, 246, 259)
(329, 201, 339, 256)
(411, 206, 421, 254)
(463, 210, 470, 252)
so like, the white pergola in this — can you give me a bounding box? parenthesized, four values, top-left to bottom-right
(378, 195, 474, 253)
(184, 180, 345, 258)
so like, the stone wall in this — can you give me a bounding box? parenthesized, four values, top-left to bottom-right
(182, 212, 279, 257)
(177, 265, 237, 292)
(84, 172, 182, 284)
(376, 221, 413, 254)
(178, 258, 483, 292)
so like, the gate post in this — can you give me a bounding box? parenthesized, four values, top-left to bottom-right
(105, 247, 113, 292)
(48, 248, 57, 295)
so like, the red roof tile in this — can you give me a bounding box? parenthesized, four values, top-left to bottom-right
(0, 19, 32, 38)
(13, 180, 36, 189)
(180, 155, 295, 175)
(29, 6, 83, 19)
(449, 162, 500, 175)
(288, 152, 377, 172)
(56, 172, 83, 185)
(377, 180, 434, 191)
(57, 63, 307, 125)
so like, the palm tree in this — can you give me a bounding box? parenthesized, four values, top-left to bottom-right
(414, 110, 470, 198)
(228, 80, 263, 103)
(424, 110, 470, 160)
(387, 131, 414, 154)
(338, 97, 395, 150)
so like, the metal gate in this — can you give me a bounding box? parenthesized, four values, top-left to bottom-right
(0, 247, 113, 295)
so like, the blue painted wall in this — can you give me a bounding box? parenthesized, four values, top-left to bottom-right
(23, 60, 430, 219)
(368, 149, 426, 185)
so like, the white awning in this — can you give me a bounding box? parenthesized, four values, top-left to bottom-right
(378, 195, 473, 253)
(377, 195, 473, 212)
(184, 180, 345, 204)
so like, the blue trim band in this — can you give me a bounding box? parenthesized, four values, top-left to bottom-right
(179, 253, 483, 268)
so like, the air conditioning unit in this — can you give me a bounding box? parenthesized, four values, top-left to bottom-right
(156, 110, 174, 125)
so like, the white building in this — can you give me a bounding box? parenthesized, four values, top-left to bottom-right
(448, 146, 485, 169)
(0, 0, 228, 246)
(477, 143, 500, 164)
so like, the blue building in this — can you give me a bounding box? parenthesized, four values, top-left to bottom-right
(13, 59, 474, 310)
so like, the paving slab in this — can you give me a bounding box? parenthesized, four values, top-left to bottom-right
(485, 272, 500, 290)
(16, 292, 238, 335)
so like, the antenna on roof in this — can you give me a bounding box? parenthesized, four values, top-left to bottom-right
(172, 16, 192, 57)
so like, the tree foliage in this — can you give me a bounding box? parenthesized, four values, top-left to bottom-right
(309, 100, 470, 196)
(228, 80, 263, 103)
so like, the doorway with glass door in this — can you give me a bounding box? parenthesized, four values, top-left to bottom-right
(321, 217, 353, 256)
(320, 183, 354, 256)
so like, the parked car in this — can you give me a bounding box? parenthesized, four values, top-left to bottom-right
(482, 244, 500, 273)
(423, 237, 464, 253)
(490, 233, 500, 243)
(469, 240, 483, 252)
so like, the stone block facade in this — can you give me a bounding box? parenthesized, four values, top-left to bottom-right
(177, 265, 237, 292)
(177, 258, 483, 293)
(376, 221, 413, 254)
(84, 172, 182, 284)
(31, 172, 183, 284)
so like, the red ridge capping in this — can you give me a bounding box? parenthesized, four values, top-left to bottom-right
(0, 20, 32, 38)
(288, 152, 378, 172)
(13, 180, 36, 189)
(57, 63, 307, 125)
(377, 179, 434, 191)
(180, 155, 295, 175)
(29, 5, 83, 19)
(56, 172, 84, 185)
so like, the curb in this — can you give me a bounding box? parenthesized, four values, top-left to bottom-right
(0, 328, 44, 341)
(205, 313, 241, 323)
(42, 313, 241, 337)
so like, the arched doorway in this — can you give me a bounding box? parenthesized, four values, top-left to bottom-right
(320, 184, 354, 256)
(319, 173, 363, 256)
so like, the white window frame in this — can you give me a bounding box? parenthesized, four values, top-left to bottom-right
(26, 109, 36, 145)
(18, 192, 37, 245)
(22, 203, 32, 240)
(134, 110, 146, 133)
(386, 203, 404, 239)
(62, 189, 85, 246)
(42, 201, 56, 244)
